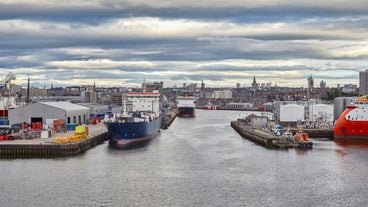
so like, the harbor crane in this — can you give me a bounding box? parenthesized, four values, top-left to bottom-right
(0, 72, 16, 110)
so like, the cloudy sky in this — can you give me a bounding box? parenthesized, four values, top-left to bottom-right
(1, 0, 368, 88)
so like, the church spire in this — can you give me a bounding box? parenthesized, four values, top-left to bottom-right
(252, 76, 257, 90)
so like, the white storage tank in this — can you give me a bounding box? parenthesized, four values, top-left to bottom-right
(279, 104, 305, 122)
(308, 104, 334, 122)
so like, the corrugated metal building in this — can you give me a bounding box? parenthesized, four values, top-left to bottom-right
(8, 102, 89, 126)
(78, 103, 109, 116)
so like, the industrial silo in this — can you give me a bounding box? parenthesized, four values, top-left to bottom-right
(334, 97, 356, 120)
(279, 104, 305, 122)
(308, 104, 334, 122)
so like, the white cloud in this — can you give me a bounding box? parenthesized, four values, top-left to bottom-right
(47, 59, 155, 69)
(1, 0, 367, 88)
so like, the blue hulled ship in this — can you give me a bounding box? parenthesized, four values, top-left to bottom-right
(103, 92, 161, 149)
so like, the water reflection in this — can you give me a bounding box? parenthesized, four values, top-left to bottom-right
(0, 110, 368, 207)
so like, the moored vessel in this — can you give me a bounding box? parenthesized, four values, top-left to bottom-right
(103, 92, 161, 149)
(292, 128, 313, 149)
(177, 96, 196, 117)
(334, 96, 368, 142)
(203, 100, 220, 110)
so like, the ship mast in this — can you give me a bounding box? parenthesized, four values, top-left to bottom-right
(122, 93, 128, 116)
(123, 98, 127, 116)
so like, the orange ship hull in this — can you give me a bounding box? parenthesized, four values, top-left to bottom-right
(334, 105, 368, 142)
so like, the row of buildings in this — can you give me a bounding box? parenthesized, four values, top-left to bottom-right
(1, 75, 164, 129)
(2, 69, 367, 129)
(4, 72, 362, 109)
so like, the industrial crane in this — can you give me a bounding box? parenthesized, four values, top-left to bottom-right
(1, 72, 16, 110)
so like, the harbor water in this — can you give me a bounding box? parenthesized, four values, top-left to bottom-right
(1, 110, 368, 206)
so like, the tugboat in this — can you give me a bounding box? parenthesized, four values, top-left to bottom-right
(103, 91, 161, 149)
(292, 128, 313, 149)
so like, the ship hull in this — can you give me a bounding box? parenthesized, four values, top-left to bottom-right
(334, 120, 368, 142)
(334, 134, 368, 142)
(178, 107, 195, 118)
(334, 105, 368, 142)
(108, 130, 160, 149)
(104, 118, 161, 149)
(203, 105, 220, 110)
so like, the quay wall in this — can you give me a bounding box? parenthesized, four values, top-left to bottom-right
(290, 128, 333, 139)
(0, 132, 109, 158)
(161, 109, 178, 129)
(231, 121, 275, 148)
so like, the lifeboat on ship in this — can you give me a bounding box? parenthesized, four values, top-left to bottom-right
(334, 95, 368, 142)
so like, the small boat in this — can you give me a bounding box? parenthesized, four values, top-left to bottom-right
(292, 128, 313, 149)
(267, 122, 284, 136)
(273, 128, 283, 136)
(281, 127, 293, 139)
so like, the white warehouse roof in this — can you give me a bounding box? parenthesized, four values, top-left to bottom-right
(40, 102, 89, 112)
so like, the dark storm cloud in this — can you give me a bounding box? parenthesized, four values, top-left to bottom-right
(1, 0, 368, 87)
(1, 2, 367, 24)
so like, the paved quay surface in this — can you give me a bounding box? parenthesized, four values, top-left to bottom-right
(0, 123, 107, 145)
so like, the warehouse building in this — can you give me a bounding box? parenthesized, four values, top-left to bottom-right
(8, 102, 89, 127)
(78, 103, 109, 117)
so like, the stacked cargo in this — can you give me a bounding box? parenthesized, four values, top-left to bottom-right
(30, 122, 42, 138)
(75, 125, 88, 139)
(52, 125, 88, 144)
(0, 126, 16, 141)
(53, 119, 65, 132)
(0, 110, 9, 125)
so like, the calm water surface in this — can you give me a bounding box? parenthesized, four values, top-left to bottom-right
(1, 110, 368, 207)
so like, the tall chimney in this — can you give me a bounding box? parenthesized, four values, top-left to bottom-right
(26, 77, 30, 103)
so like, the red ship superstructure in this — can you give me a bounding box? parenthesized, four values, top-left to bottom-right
(334, 96, 368, 142)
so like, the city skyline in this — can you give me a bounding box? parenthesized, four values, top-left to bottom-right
(1, 1, 368, 88)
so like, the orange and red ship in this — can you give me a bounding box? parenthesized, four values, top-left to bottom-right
(293, 128, 313, 149)
(203, 102, 220, 110)
(334, 96, 368, 142)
